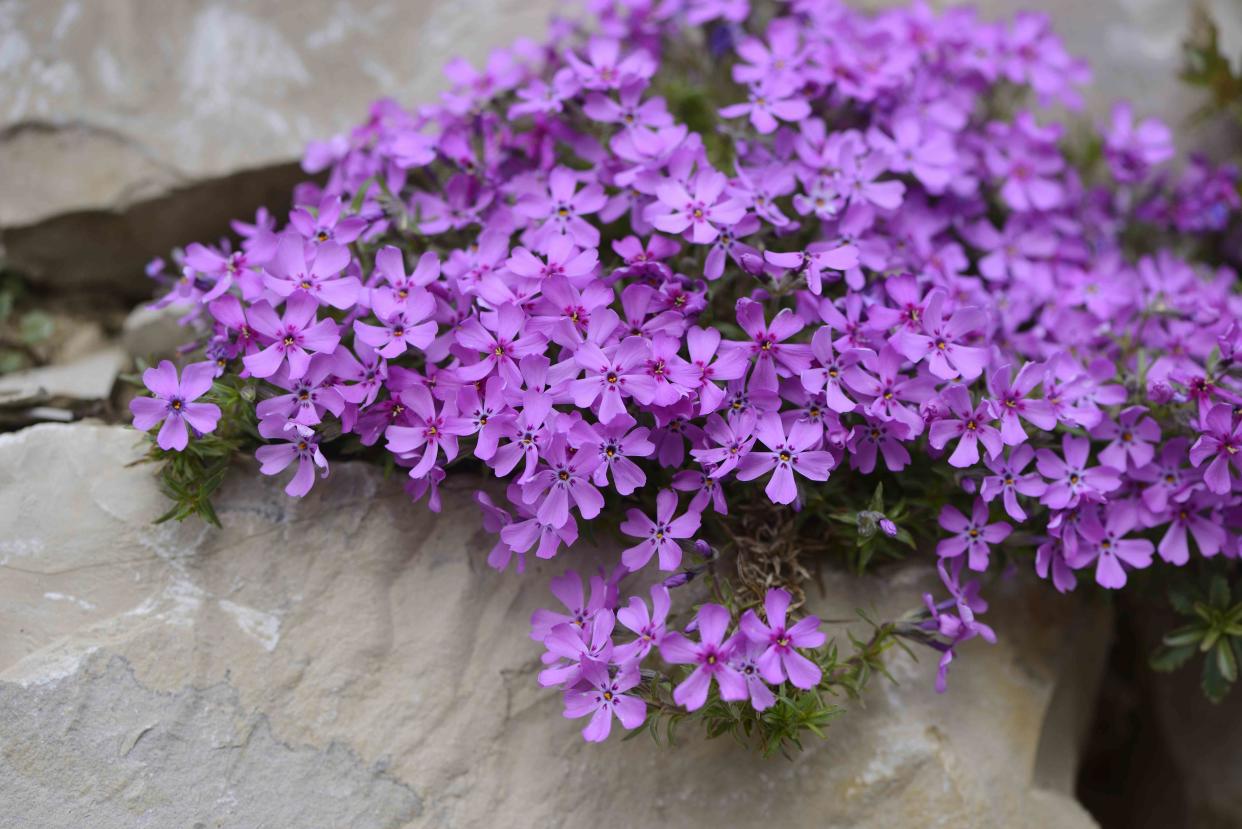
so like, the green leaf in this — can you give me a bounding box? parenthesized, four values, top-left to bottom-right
(869, 482, 884, 513)
(1161, 624, 1207, 648)
(1149, 644, 1197, 673)
(1203, 647, 1234, 704)
(1216, 640, 1238, 684)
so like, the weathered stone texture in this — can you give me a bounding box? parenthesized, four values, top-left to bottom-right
(0, 0, 561, 293)
(0, 424, 1108, 827)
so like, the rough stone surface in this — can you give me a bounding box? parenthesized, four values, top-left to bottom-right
(5, 0, 1241, 297)
(0, 345, 123, 406)
(0, 423, 1109, 828)
(0, 0, 560, 294)
(121, 302, 195, 362)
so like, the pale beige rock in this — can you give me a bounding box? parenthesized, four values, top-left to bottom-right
(121, 302, 195, 362)
(0, 0, 562, 294)
(0, 345, 123, 406)
(0, 423, 1107, 828)
(5, 0, 1241, 297)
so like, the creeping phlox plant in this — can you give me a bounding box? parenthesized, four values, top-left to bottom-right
(132, 0, 1242, 750)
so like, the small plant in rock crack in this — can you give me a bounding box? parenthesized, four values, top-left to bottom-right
(129, 0, 1242, 751)
(1151, 571, 1242, 703)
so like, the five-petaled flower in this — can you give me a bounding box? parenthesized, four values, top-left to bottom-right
(739, 588, 826, 689)
(131, 361, 222, 451)
(620, 488, 702, 571)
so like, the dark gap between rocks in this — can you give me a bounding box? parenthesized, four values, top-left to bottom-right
(1, 162, 307, 303)
(1076, 601, 1192, 829)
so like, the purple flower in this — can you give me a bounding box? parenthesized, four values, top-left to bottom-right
(520, 436, 605, 528)
(719, 78, 811, 134)
(847, 418, 912, 474)
(987, 362, 1056, 446)
(1104, 102, 1173, 183)
(255, 354, 345, 427)
(690, 411, 757, 478)
(263, 235, 360, 309)
(453, 303, 548, 387)
(936, 499, 1012, 571)
(686, 326, 749, 415)
(1036, 434, 1122, 509)
(892, 290, 988, 381)
(570, 337, 656, 424)
(504, 237, 599, 287)
(131, 361, 221, 451)
(565, 37, 655, 91)
(540, 611, 615, 688)
(530, 569, 607, 642)
(1035, 538, 1078, 593)
(583, 82, 673, 135)
(1189, 404, 1242, 495)
(1070, 508, 1154, 589)
(1093, 406, 1161, 471)
(563, 660, 646, 742)
(255, 421, 329, 497)
(844, 345, 930, 436)
(491, 389, 554, 482)
(1133, 437, 1194, 514)
(573, 413, 654, 496)
(645, 169, 746, 245)
(869, 115, 957, 193)
(736, 412, 835, 505)
(385, 385, 472, 479)
(800, 325, 861, 413)
(980, 445, 1047, 521)
(620, 489, 702, 571)
(731, 17, 802, 85)
(985, 112, 1065, 212)
(659, 604, 747, 711)
(353, 288, 437, 359)
(375, 247, 440, 298)
(243, 294, 341, 379)
(1159, 495, 1227, 565)
(765, 242, 860, 296)
(739, 588, 825, 689)
(614, 584, 671, 664)
(928, 385, 1003, 468)
(735, 298, 813, 392)
(728, 639, 777, 711)
(921, 558, 997, 692)
(638, 333, 698, 406)
(516, 167, 606, 250)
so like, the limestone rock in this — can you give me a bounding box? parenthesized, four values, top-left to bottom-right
(0, 0, 561, 295)
(0, 346, 124, 407)
(0, 423, 1107, 827)
(121, 302, 196, 362)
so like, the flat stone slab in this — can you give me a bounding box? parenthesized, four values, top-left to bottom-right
(0, 423, 1107, 827)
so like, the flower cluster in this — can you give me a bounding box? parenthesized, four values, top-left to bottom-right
(133, 0, 1242, 743)
(535, 577, 824, 740)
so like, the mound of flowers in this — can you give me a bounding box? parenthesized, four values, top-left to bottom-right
(132, 0, 1242, 750)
